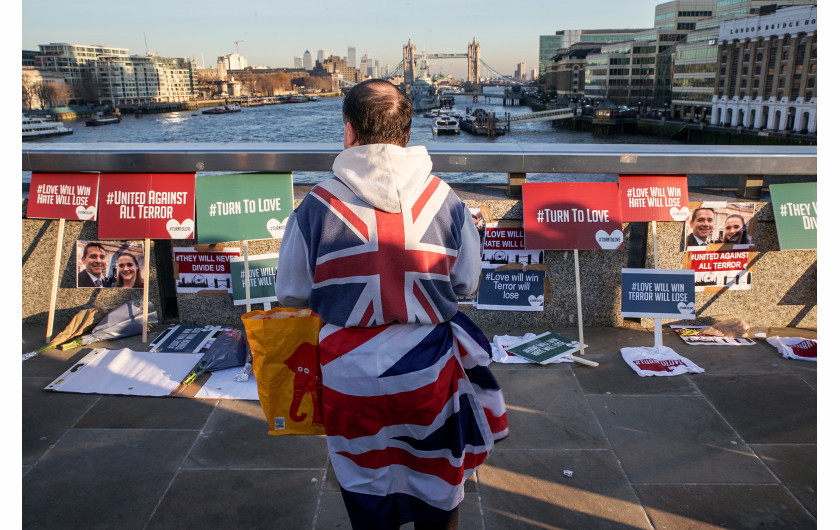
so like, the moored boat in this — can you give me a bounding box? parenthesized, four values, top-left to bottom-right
(85, 115, 121, 126)
(409, 53, 440, 112)
(288, 95, 309, 103)
(459, 108, 505, 136)
(22, 115, 73, 140)
(432, 116, 460, 135)
(202, 103, 241, 115)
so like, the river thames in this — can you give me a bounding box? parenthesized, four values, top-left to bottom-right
(26, 88, 679, 185)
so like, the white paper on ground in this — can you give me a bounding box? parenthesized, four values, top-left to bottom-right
(45, 348, 203, 396)
(491, 334, 574, 364)
(193, 367, 259, 400)
(766, 336, 817, 362)
(621, 345, 704, 377)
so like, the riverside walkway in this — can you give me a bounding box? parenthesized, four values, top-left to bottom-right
(22, 321, 816, 529)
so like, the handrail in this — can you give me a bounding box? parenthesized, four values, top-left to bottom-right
(22, 142, 817, 176)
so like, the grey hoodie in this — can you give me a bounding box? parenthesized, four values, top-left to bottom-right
(275, 144, 481, 325)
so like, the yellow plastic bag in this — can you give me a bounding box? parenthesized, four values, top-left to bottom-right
(242, 307, 325, 435)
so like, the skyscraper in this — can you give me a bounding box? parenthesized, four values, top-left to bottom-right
(303, 50, 313, 70)
(317, 49, 329, 64)
(347, 46, 356, 69)
(294, 56, 303, 68)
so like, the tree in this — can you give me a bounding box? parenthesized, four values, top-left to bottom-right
(22, 77, 37, 111)
(35, 82, 57, 109)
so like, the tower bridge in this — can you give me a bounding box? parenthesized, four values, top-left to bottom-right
(395, 38, 512, 84)
(338, 38, 516, 88)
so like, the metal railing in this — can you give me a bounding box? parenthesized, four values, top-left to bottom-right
(22, 142, 817, 197)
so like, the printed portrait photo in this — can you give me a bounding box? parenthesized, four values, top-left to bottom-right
(683, 202, 756, 251)
(76, 240, 145, 289)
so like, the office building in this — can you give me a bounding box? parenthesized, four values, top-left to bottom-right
(654, 0, 716, 34)
(219, 52, 247, 71)
(317, 49, 328, 64)
(303, 50, 313, 70)
(539, 29, 647, 78)
(347, 46, 356, 69)
(515, 62, 526, 81)
(709, 4, 816, 132)
(294, 56, 303, 68)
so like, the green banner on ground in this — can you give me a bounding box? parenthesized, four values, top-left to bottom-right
(769, 182, 817, 250)
(196, 173, 293, 244)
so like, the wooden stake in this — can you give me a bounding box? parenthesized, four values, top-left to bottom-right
(46, 218, 66, 340)
(142, 238, 151, 343)
(243, 241, 252, 312)
(654, 317, 663, 348)
(652, 220, 659, 269)
(573, 249, 585, 355)
(652, 222, 661, 347)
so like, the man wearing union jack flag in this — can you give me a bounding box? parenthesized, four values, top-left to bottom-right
(276, 79, 508, 530)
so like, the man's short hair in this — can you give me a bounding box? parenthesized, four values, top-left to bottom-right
(83, 242, 106, 258)
(342, 79, 413, 147)
(690, 207, 715, 223)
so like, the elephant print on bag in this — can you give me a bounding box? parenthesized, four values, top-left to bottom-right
(282, 341, 323, 425)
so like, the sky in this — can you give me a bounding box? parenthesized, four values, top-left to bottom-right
(22, 0, 666, 78)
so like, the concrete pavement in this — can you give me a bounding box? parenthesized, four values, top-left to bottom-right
(22, 322, 816, 529)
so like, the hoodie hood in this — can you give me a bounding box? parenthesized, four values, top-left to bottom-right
(331, 144, 433, 213)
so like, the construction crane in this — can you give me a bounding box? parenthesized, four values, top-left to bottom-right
(234, 40, 244, 55)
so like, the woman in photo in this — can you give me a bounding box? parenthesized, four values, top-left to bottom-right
(723, 214, 752, 244)
(114, 253, 145, 289)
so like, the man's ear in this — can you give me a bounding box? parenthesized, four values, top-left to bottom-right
(344, 122, 359, 148)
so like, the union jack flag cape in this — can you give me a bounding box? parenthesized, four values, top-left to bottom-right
(276, 145, 507, 528)
(321, 313, 507, 528)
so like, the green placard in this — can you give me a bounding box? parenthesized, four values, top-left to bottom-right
(196, 173, 293, 244)
(769, 182, 817, 250)
(505, 332, 582, 365)
(230, 254, 278, 306)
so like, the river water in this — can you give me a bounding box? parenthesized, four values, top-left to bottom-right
(26, 88, 678, 185)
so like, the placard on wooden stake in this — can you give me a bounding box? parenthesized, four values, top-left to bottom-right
(26, 172, 101, 340)
(522, 182, 625, 360)
(97, 172, 197, 343)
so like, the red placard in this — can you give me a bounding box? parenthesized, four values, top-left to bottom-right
(26, 173, 99, 221)
(618, 175, 689, 222)
(523, 182, 623, 250)
(97, 173, 196, 239)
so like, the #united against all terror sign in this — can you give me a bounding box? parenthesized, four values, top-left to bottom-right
(97, 173, 196, 240)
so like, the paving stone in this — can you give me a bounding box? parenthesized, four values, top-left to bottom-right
(22, 377, 99, 465)
(147, 469, 322, 530)
(477, 449, 651, 529)
(315, 491, 352, 529)
(752, 444, 817, 516)
(693, 374, 816, 444)
(491, 368, 609, 449)
(75, 394, 216, 430)
(635, 484, 816, 529)
(660, 330, 794, 375)
(589, 394, 775, 484)
(183, 398, 328, 469)
(22, 428, 197, 529)
(571, 347, 699, 396)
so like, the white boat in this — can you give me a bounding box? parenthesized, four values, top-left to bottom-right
(22, 115, 73, 141)
(409, 54, 440, 112)
(432, 116, 460, 135)
(202, 103, 241, 114)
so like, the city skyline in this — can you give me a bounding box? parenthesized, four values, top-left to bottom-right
(22, 0, 666, 79)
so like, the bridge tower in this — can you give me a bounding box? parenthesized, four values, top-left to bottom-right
(403, 39, 416, 83)
(467, 37, 480, 84)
